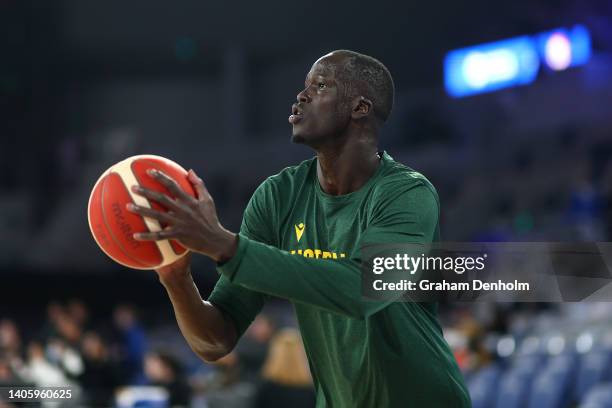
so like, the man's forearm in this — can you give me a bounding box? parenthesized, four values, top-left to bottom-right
(218, 236, 380, 319)
(160, 272, 237, 362)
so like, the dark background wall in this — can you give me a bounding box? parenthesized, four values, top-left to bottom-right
(0, 0, 611, 303)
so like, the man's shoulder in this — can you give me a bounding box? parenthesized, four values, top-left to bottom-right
(377, 152, 439, 200)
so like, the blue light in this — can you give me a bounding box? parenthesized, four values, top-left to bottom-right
(444, 36, 540, 97)
(568, 25, 591, 66)
(544, 32, 572, 71)
(536, 24, 591, 71)
(445, 25, 591, 97)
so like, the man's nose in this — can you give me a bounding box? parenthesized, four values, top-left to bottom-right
(297, 88, 310, 103)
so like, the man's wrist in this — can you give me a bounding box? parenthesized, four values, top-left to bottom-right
(159, 267, 193, 290)
(213, 230, 239, 264)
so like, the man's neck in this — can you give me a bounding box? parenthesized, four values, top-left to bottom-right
(315, 139, 381, 196)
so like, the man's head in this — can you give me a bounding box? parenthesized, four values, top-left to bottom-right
(290, 50, 395, 147)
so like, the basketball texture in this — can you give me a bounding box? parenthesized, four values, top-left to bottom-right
(87, 155, 196, 269)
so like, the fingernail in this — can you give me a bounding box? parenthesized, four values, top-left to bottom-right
(189, 169, 201, 180)
(147, 168, 158, 176)
(126, 203, 135, 211)
(131, 185, 142, 193)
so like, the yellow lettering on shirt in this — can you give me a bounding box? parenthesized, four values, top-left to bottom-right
(288, 247, 346, 260)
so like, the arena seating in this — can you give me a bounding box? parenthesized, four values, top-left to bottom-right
(467, 305, 612, 408)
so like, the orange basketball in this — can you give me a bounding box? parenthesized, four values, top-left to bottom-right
(87, 155, 196, 269)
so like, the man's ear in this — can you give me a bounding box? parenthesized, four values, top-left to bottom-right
(351, 96, 373, 120)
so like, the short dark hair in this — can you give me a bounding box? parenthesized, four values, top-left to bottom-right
(331, 50, 395, 123)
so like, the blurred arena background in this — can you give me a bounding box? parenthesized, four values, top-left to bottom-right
(1, 0, 612, 407)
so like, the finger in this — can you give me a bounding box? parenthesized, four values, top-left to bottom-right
(133, 228, 176, 241)
(131, 185, 185, 212)
(148, 169, 191, 201)
(188, 169, 211, 201)
(126, 203, 176, 223)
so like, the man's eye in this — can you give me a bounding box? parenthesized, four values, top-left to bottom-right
(318, 83, 327, 89)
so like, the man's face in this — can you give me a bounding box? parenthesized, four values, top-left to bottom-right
(289, 55, 352, 146)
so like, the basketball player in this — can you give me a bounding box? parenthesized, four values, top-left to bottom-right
(127, 50, 472, 407)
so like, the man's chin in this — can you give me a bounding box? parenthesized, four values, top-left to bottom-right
(291, 130, 326, 149)
(291, 132, 306, 144)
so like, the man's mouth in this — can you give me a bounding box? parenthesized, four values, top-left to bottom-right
(288, 114, 303, 124)
(289, 104, 304, 125)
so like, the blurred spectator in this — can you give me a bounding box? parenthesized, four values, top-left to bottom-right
(202, 351, 241, 392)
(193, 350, 254, 408)
(449, 312, 492, 373)
(0, 354, 25, 387)
(54, 314, 82, 347)
(41, 301, 83, 347)
(236, 313, 275, 381)
(0, 359, 26, 408)
(0, 319, 21, 359)
(66, 299, 90, 330)
(255, 328, 315, 408)
(20, 341, 73, 387)
(46, 337, 84, 378)
(79, 331, 120, 406)
(47, 301, 64, 324)
(0, 320, 28, 401)
(144, 350, 191, 407)
(113, 304, 147, 383)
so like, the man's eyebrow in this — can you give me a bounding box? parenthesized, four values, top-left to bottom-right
(304, 67, 335, 87)
(305, 72, 331, 84)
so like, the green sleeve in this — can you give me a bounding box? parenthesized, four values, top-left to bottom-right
(207, 181, 273, 337)
(217, 183, 439, 320)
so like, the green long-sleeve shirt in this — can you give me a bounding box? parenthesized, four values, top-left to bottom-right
(209, 151, 471, 408)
